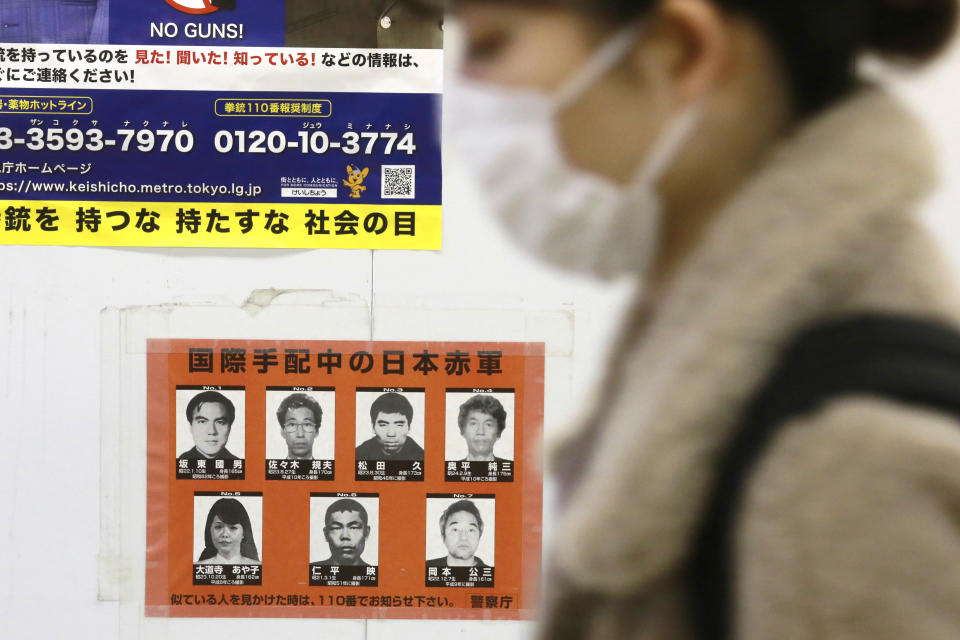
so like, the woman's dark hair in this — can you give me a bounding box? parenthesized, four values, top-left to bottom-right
(715, 0, 958, 115)
(457, 0, 957, 116)
(198, 498, 260, 562)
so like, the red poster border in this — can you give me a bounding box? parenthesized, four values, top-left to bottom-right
(145, 339, 543, 620)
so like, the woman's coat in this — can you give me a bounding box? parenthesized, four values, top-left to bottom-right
(543, 89, 960, 640)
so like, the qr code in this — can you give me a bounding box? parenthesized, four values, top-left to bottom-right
(381, 165, 415, 199)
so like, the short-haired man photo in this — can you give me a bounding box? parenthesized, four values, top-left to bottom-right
(178, 390, 238, 461)
(355, 392, 424, 461)
(312, 498, 371, 567)
(456, 394, 510, 462)
(426, 499, 487, 568)
(276, 392, 322, 460)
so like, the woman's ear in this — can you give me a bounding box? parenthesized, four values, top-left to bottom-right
(627, 0, 728, 103)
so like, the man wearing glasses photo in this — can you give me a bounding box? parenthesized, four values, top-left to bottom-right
(276, 392, 323, 461)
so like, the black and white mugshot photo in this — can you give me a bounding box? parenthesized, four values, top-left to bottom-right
(354, 389, 426, 461)
(425, 495, 495, 568)
(265, 388, 336, 461)
(310, 494, 380, 567)
(176, 387, 246, 461)
(444, 391, 516, 463)
(193, 493, 263, 566)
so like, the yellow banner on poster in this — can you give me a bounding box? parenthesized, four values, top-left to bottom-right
(0, 200, 441, 250)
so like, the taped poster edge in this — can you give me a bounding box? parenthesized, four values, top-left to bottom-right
(99, 291, 573, 636)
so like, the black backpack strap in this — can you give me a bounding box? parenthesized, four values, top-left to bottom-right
(685, 313, 960, 640)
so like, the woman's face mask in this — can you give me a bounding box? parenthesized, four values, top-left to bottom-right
(449, 12, 701, 280)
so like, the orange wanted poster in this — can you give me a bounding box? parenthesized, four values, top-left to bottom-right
(145, 339, 543, 619)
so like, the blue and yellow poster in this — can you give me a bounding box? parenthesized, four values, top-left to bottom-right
(0, 0, 443, 249)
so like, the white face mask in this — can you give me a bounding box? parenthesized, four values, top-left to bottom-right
(448, 26, 702, 280)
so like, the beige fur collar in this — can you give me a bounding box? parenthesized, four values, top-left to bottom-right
(551, 88, 943, 594)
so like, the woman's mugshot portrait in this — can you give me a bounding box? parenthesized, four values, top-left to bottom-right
(194, 495, 262, 566)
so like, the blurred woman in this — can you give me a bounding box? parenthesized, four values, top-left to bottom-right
(449, 1, 960, 638)
(197, 498, 261, 565)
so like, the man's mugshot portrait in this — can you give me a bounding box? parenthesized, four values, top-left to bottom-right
(445, 392, 515, 462)
(355, 391, 425, 461)
(195, 497, 261, 565)
(265, 390, 336, 461)
(310, 496, 379, 567)
(177, 389, 245, 461)
(425, 498, 495, 568)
